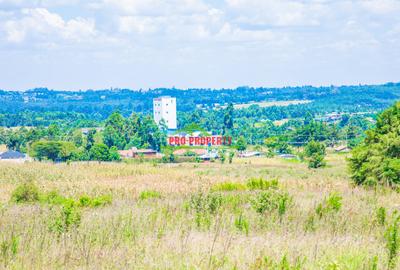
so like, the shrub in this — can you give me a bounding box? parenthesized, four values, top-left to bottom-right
(246, 178, 278, 190)
(11, 182, 40, 203)
(43, 190, 70, 205)
(77, 194, 112, 207)
(377, 207, 387, 226)
(188, 192, 223, 228)
(308, 154, 326, 169)
(234, 213, 249, 235)
(189, 192, 223, 215)
(139, 190, 162, 200)
(386, 214, 400, 269)
(211, 182, 246, 192)
(51, 200, 81, 234)
(316, 193, 342, 218)
(90, 195, 112, 207)
(251, 190, 291, 216)
(303, 141, 326, 169)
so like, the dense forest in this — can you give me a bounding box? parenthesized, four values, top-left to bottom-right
(0, 83, 399, 127)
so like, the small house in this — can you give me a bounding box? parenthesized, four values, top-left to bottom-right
(0, 150, 31, 163)
(118, 147, 160, 159)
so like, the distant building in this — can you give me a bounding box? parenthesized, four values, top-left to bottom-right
(0, 150, 31, 163)
(153, 96, 177, 130)
(118, 147, 160, 159)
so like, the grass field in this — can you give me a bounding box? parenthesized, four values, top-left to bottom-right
(0, 154, 399, 269)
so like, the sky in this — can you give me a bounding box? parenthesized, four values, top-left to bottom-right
(0, 0, 399, 91)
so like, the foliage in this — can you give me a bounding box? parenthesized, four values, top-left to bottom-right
(189, 192, 223, 215)
(246, 178, 278, 190)
(188, 192, 224, 228)
(251, 190, 291, 216)
(11, 181, 40, 203)
(315, 193, 342, 218)
(89, 143, 120, 162)
(349, 102, 400, 186)
(211, 182, 246, 192)
(50, 200, 81, 234)
(78, 194, 112, 207)
(303, 140, 326, 168)
(31, 140, 77, 162)
(139, 190, 162, 200)
(236, 136, 247, 151)
(385, 214, 400, 269)
(234, 213, 249, 235)
(377, 207, 387, 226)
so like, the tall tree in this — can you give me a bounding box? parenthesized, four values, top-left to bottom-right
(349, 102, 400, 186)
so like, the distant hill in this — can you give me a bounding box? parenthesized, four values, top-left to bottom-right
(1, 83, 399, 114)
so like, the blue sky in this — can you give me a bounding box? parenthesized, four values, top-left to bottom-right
(0, 0, 399, 90)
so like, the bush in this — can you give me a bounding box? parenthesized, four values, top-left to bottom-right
(78, 194, 112, 207)
(316, 192, 342, 218)
(251, 190, 291, 216)
(11, 182, 40, 203)
(386, 214, 400, 269)
(211, 182, 246, 192)
(304, 141, 326, 169)
(51, 200, 81, 234)
(188, 192, 224, 228)
(189, 192, 223, 215)
(246, 178, 278, 190)
(234, 213, 249, 235)
(139, 190, 162, 200)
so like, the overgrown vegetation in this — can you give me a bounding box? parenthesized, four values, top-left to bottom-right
(1, 152, 400, 269)
(349, 101, 400, 186)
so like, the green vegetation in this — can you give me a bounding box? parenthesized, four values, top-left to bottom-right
(11, 181, 40, 203)
(246, 178, 279, 190)
(349, 102, 400, 186)
(0, 154, 399, 268)
(251, 190, 291, 216)
(11, 182, 112, 208)
(139, 190, 162, 200)
(303, 140, 326, 168)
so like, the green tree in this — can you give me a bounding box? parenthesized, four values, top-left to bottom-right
(90, 143, 112, 161)
(349, 102, 400, 186)
(103, 112, 127, 149)
(223, 103, 234, 133)
(31, 141, 77, 162)
(236, 136, 247, 151)
(303, 140, 326, 169)
(85, 129, 96, 151)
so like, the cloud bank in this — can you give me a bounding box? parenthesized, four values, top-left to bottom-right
(0, 0, 399, 90)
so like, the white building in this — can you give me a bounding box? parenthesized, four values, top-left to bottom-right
(153, 96, 177, 130)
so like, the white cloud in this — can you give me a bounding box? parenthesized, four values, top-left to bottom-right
(118, 16, 161, 34)
(3, 8, 96, 43)
(225, 0, 327, 27)
(360, 0, 400, 14)
(103, 0, 208, 16)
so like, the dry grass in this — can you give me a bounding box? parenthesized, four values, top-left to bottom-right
(0, 154, 399, 269)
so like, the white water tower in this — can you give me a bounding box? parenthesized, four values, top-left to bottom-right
(153, 96, 177, 130)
